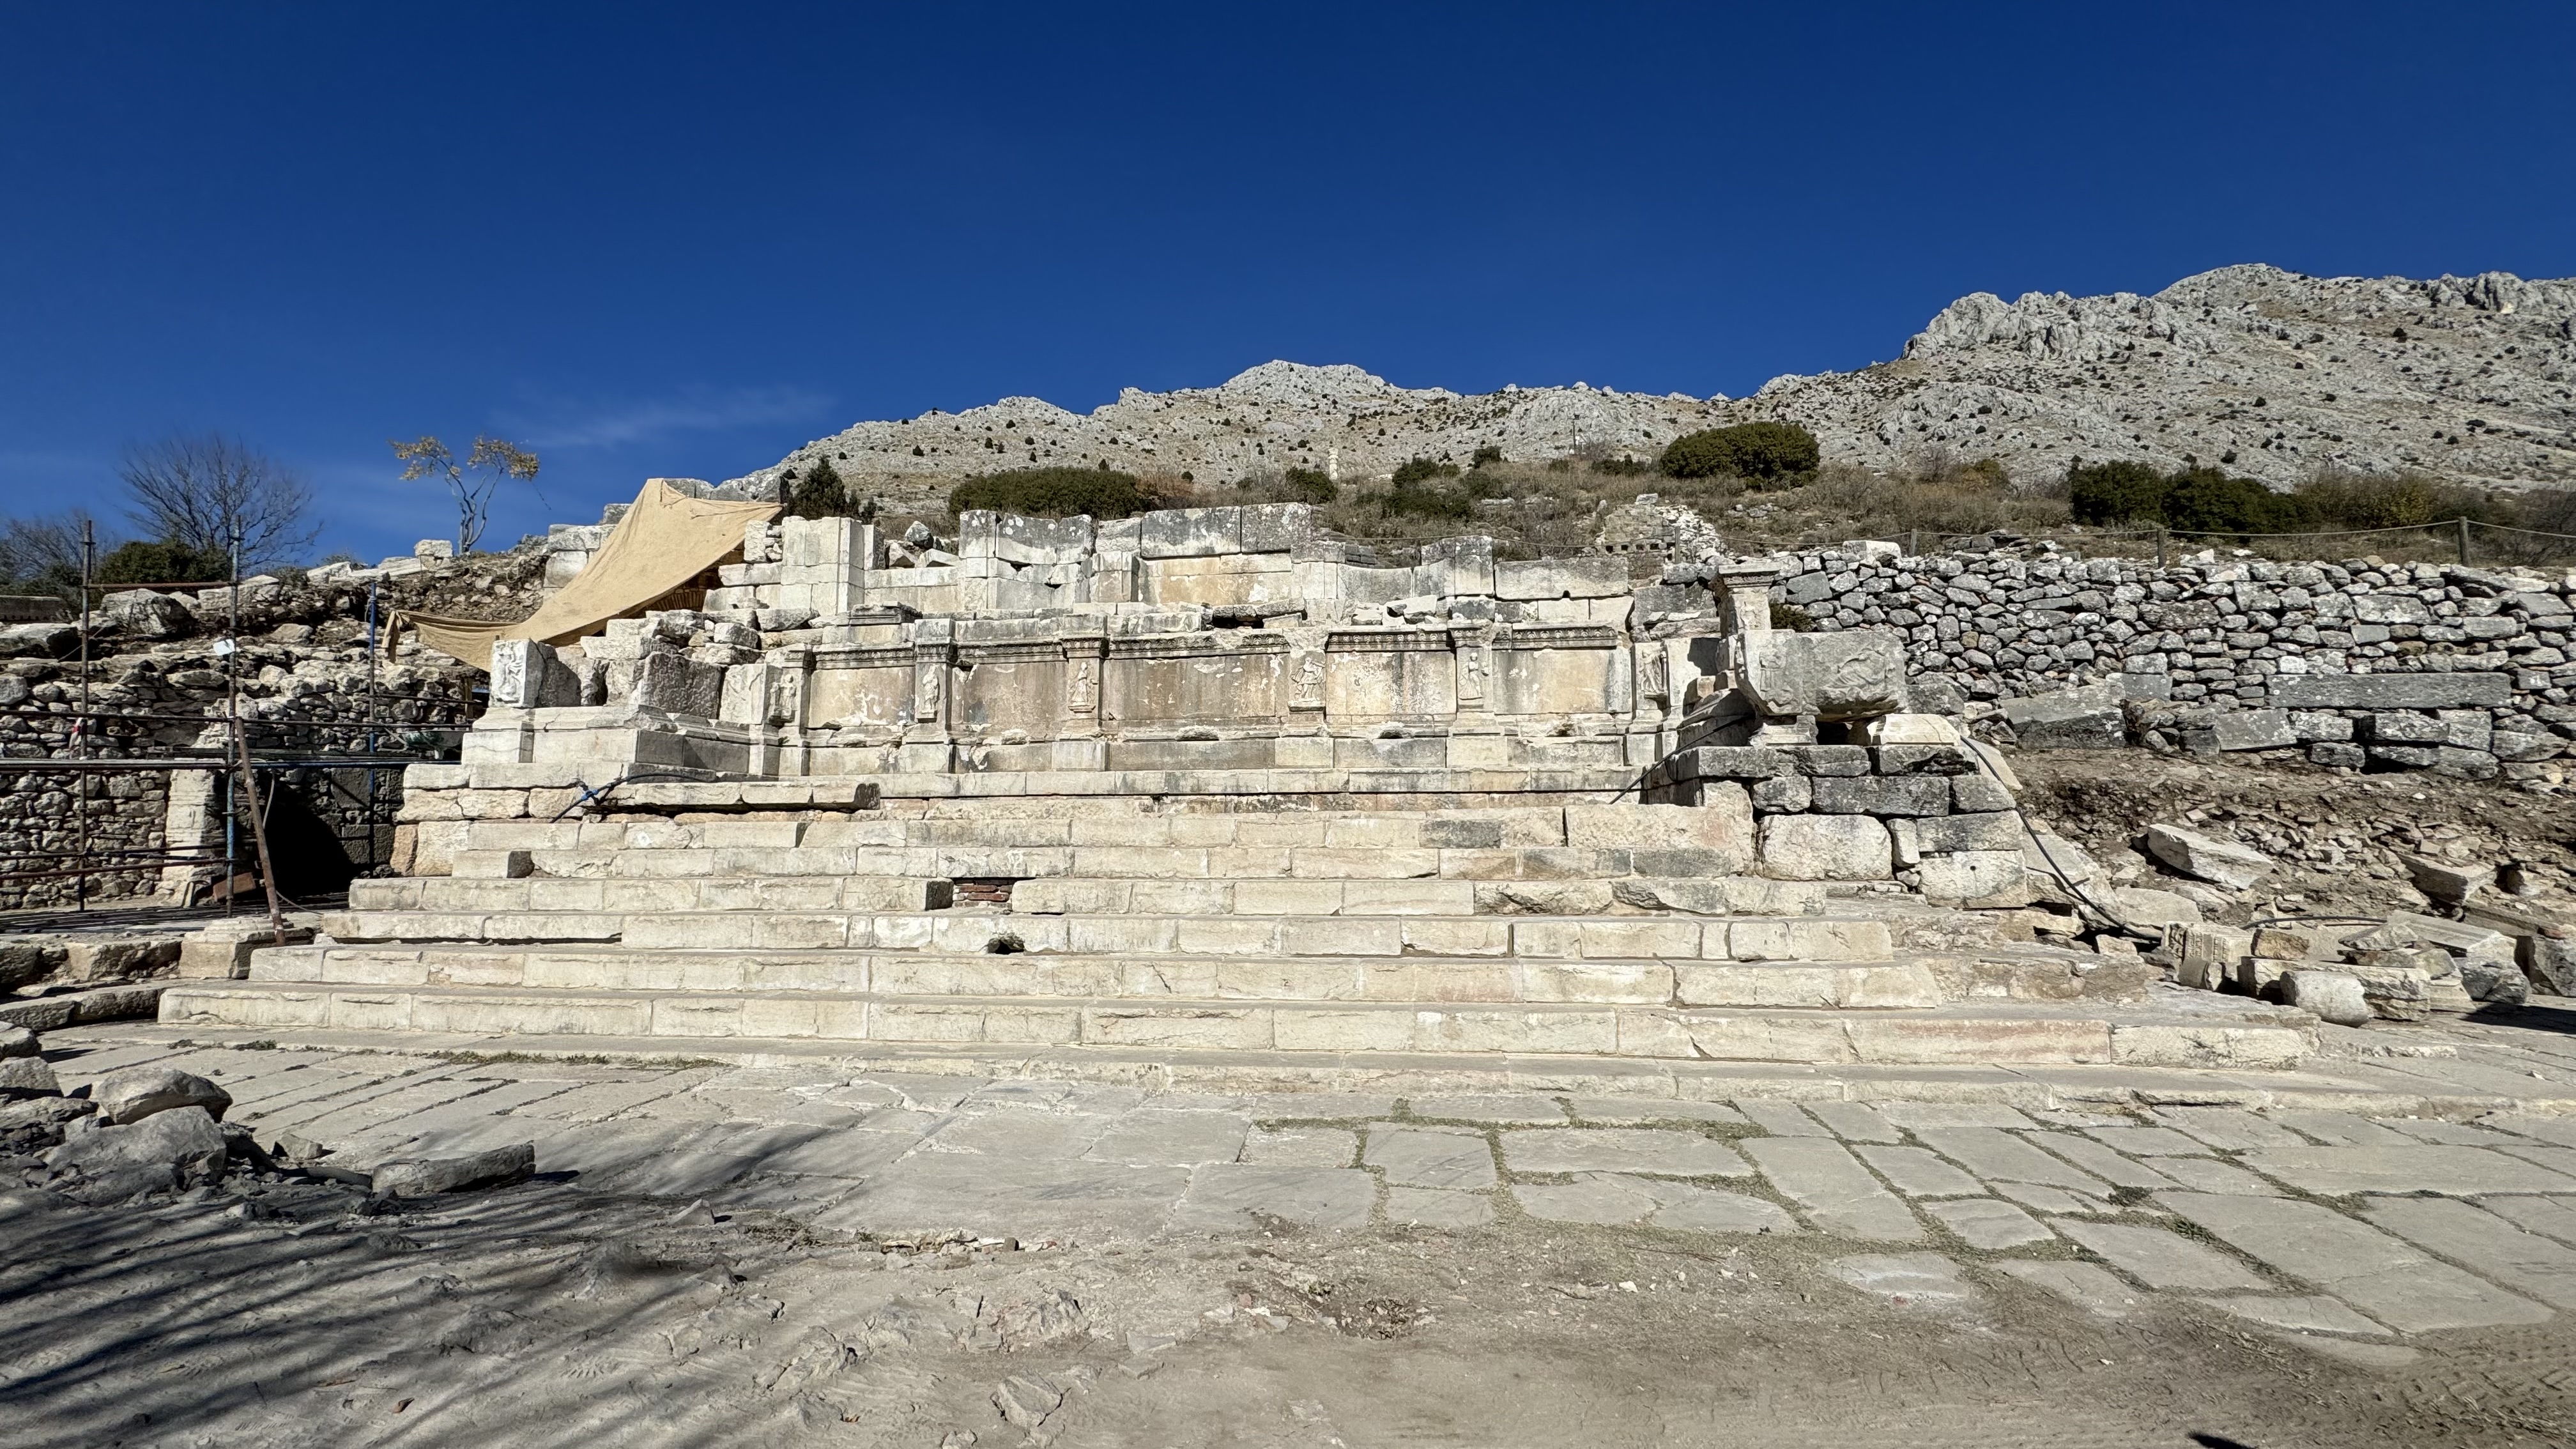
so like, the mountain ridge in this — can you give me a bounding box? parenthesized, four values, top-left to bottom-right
(723, 264, 2576, 505)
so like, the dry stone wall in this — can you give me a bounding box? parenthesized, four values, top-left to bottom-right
(1778, 544, 2576, 781)
(0, 567, 492, 910)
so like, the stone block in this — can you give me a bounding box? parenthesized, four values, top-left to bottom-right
(2000, 681, 2125, 749)
(372, 1143, 536, 1197)
(1758, 814, 1892, 881)
(1910, 811, 2021, 853)
(1563, 793, 1754, 868)
(2272, 672, 2511, 709)
(1807, 776, 1952, 816)
(629, 650, 724, 717)
(1495, 555, 1629, 601)
(1750, 774, 1811, 812)
(2143, 824, 2273, 890)
(1869, 744, 1975, 776)
(1949, 772, 2016, 813)
(2175, 923, 2250, 990)
(1913, 850, 2031, 905)
(2210, 709, 2294, 751)
(488, 640, 582, 708)
(1739, 631, 1907, 721)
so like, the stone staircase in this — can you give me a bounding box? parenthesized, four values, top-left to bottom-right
(161, 792, 2317, 1080)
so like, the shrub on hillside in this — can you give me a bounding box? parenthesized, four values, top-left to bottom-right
(949, 466, 1153, 520)
(1591, 456, 1652, 477)
(1658, 422, 1820, 483)
(2067, 459, 2313, 535)
(1379, 473, 1473, 522)
(1280, 466, 1337, 504)
(785, 457, 856, 519)
(1391, 457, 1459, 488)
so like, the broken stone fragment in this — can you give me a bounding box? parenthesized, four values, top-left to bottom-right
(2142, 824, 2274, 891)
(2250, 926, 2317, 962)
(2172, 923, 2250, 991)
(0, 1094, 95, 1151)
(2524, 937, 2576, 997)
(0, 1055, 60, 1100)
(2341, 962, 2435, 1022)
(369, 1142, 536, 1197)
(2456, 960, 2530, 1008)
(93, 1065, 232, 1125)
(2400, 855, 2493, 905)
(44, 1104, 229, 1199)
(0, 1025, 36, 1059)
(2282, 969, 2372, 1027)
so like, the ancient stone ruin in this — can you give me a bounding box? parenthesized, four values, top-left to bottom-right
(150, 500, 2328, 1089)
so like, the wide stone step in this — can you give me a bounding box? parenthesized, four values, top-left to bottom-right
(247, 944, 1936, 1007)
(456, 843, 1756, 884)
(315, 908, 1897, 960)
(352, 871, 1826, 919)
(158, 980, 2312, 1068)
(450, 806, 1590, 853)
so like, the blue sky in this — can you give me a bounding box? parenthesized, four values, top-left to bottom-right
(4, 2, 2572, 564)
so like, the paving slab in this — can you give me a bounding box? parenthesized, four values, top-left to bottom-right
(1994, 1182, 2120, 1216)
(2054, 1220, 2267, 1291)
(2079, 1126, 2211, 1158)
(2496, 1144, 2576, 1179)
(1924, 1198, 2053, 1249)
(2023, 1132, 2175, 1190)
(1874, 1102, 2035, 1130)
(1805, 1102, 1903, 1143)
(2149, 1157, 2280, 1196)
(1365, 1126, 1499, 1190)
(1080, 1110, 1251, 1167)
(1995, 1261, 2142, 1319)
(2152, 1107, 2310, 1153)
(924, 1110, 1117, 1160)
(2483, 1114, 2576, 1149)
(1172, 1165, 1377, 1232)
(1383, 1186, 1493, 1227)
(1511, 1174, 1659, 1226)
(812, 1156, 1191, 1240)
(1239, 1126, 1357, 1167)
(1914, 1127, 2110, 1192)
(2376, 1117, 2520, 1146)
(2362, 1197, 2576, 1308)
(2200, 1295, 2389, 1337)
(1409, 1094, 1566, 1124)
(2476, 1194, 2576, 1247)
(2260, 1331, 2422, 1368)
(1826, 1252, 1979, 1307)
(2158, 1191, 2554, 1333)
(2236, 1145, 2576, 1197)
(1243, 1092, 1399, 1121)
(1568, 1097, 1748, 1126)
(755, 1126, 924, 1179)
(1734, 1101, 1827, 1137)
(1742, 1137, 1922, 1241)
(2271, 1110, 2417, 1147)
(1499, 1128, 1751, 1179)
(1852, 1145, 1984, 1199)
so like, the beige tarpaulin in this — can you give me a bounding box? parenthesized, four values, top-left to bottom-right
(401, 480, 779, 671)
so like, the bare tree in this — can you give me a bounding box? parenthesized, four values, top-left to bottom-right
(119, 433, 318, 570)
(392, 435, 542, 553)
(0, 510, 109, 601)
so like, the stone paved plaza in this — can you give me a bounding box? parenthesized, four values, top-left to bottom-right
(36, 1020, 2576, 1359)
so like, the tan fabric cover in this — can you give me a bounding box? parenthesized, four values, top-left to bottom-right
(403, 480, 778, 671)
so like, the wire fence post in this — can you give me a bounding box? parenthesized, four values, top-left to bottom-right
(1908, 528, 1920, 560)
(2156, 526, 2168, 569)
(2458, 517, 2471, 565)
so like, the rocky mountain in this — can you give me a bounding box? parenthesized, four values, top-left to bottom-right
(724, 264, 2576, 503)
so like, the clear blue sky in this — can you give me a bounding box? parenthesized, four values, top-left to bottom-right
(4, 2, 2571, 564)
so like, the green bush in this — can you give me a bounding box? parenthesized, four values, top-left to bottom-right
(1391, 457, 1460, 488)
(2066, 460, 2172, 525)
(785, 457, 856, 519)
(1470, 445, 1503, 470)
(949, 467, 1153, 520)
(1280, 466, 1337, 504)
(1592, 456, 1651, 477)
(1379, 476, 1474, 522)
(98, 539, 228, 585)
(1658, 422, 1820, 482)
(2067, 459, 2315, 535)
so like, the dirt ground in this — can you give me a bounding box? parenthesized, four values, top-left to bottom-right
(7, 1169, 2573, 1449)
(2013, 747, 2576, 923)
